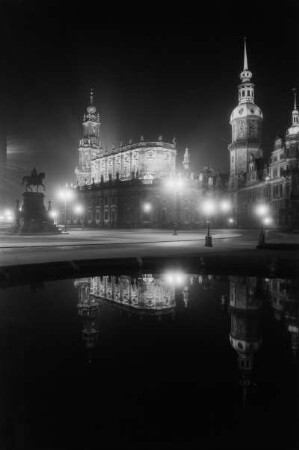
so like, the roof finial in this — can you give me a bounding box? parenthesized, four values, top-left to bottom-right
(243, 37, 248, 71)
(90, 88, 94, 105)
(293, 87, 297, 110)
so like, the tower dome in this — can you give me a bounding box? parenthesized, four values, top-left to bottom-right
(87, 88, 97, 114)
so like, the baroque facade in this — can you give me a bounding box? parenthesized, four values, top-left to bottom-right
(71, 92, 228, 229)
(75, 90, 177, 185)
(229, 40, 299, 229)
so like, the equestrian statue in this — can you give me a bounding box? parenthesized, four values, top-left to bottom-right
(22, 167, 45, 192)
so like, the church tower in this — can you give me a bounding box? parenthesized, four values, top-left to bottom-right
(228, 39, 263, 187)
(75, 89, 102, 186)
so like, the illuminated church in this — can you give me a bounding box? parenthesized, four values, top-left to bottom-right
(72, 92, 227, 229)
(75, 89, 177, 186)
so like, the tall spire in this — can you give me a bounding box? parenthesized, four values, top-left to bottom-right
(292, 88, 299, 126)
(240, 38, 252, 83)
(243, 37, 248, 71)
(293, 88, 297, 110)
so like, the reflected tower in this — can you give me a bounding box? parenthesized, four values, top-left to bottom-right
(75, 278, 101, 362)
(228, 276, 263, 404)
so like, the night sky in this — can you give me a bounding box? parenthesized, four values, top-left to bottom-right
(0, 0, 298, 203)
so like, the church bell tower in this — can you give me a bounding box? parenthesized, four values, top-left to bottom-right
(75, 89, 102, 186)
(228, 39, 263, 187)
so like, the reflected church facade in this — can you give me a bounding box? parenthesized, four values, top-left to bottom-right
(74, 272, 299, 375)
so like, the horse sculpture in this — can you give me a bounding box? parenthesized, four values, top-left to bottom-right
(22, 168, 45, 192)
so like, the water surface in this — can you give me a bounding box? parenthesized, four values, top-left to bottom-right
(0, 270, 297, 449)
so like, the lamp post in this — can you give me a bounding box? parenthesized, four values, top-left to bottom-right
(74, 204, 84, 229)
(49, 210, 58, 226)
(202, 199, 216, 247)
(255, 204, 270, 246)
(219, 199, 232, 227)
(58, 184, 74, 232)
(142, 202, 152, 224)
(165, 176, 184, 235)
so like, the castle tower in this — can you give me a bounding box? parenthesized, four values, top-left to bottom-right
(228, 276, 262, 405)
(183, 147, 190, 172)
(75, 89, 102, 186)
(228, 39, 263, 187)
(291, 88, 299, 126)
(75, 278, 101, 363)
(286, 88, 299, 142)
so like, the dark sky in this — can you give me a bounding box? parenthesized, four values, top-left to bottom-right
(0, 0, 298, 203)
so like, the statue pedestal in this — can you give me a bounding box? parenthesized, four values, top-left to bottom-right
(15, 192, 60, 234)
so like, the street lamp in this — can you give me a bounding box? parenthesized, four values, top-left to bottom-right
(165, 176, 185, 235)
(219, 199, 232, 228)
(58, 184, 74, 231)
(143, 202, 152, 213)
(49, 210, 58, 226)
(202, 198, 216, 247)
(219, 199, 232, 213)
(255, 204, 270, 246)
(74, 204, 85, 229)
(142, 202, 152, 225)
(4, 209, 14, 223)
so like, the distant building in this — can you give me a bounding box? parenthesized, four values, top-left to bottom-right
(229, 40, 299, 229)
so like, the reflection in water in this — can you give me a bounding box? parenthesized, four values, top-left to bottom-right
(266, 278, 299, 357)
(0, 271, 298, 449)
(76, 278, 100, 362)
(74, 271, 188, 360)
(227, 277, 263, 405)
(74, 272, 299, 397)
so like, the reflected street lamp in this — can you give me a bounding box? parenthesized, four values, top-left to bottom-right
(202, 199, 216, 247)
(165, 176, 184, 235)
(58, 184, 74, 231)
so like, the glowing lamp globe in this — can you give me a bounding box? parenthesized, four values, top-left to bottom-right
(74, 205, 84, 215)
(256, 204, 269, 217)
(202, 199, 216, 216)
(263, 216, 272, 226)
(220, 200, 231, 212)
(49, 210, 58, 219)
(143, 203, 152, 213)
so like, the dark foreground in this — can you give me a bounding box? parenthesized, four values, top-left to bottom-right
(0, 261, 298, 449)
